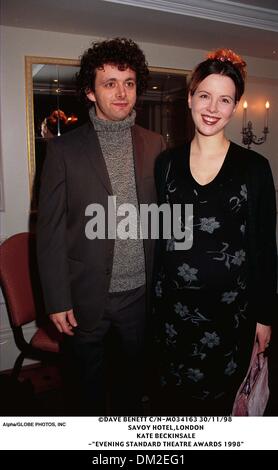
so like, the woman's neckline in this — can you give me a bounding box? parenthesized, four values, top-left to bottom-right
(187, 140, 232, 189)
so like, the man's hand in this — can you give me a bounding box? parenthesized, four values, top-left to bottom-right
(50, 309, 78, 336)
(256, 322, 271, 354)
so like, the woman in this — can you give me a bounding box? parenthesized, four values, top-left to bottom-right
(153, 49, 277, 415)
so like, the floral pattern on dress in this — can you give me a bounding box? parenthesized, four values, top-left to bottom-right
(191, 331, 220, 360)
(229, 184, 247, 212)
(196, 217, 220, 234)
(221, 291, 238, 304)
(177, 263, 198, 283)
(207, 243, 246, 269)
(186, 368, 204, 383)
(174, 302, 211, 325)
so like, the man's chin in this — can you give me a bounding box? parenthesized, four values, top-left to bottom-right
(111, 112, 132, 121)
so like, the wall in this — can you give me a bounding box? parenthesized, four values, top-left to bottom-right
(1, 25, 277, 370)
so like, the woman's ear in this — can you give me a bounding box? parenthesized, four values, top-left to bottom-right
(188, 92, 192, 109)
(232, 101, 239, 113)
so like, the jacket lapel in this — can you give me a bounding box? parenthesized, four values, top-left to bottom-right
(81, 122, 113, 195)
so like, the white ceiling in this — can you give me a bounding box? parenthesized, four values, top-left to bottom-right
(1, 0, 278, 61)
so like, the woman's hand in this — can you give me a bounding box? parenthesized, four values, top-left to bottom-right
(256, 322, 271, 353)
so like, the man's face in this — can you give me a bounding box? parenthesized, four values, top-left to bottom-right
(87, 64, 137, 121)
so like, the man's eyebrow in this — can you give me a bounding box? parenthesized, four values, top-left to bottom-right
(101, 77, 136, 82)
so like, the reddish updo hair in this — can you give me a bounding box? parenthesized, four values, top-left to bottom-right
(189, 48, 246, 102)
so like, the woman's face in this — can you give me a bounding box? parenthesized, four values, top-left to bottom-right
(188, 73, 238, 137)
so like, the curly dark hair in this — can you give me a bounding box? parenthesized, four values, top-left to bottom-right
(76, 37, 149, 107)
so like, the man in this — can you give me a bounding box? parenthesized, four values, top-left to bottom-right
(37, 38, 165, 415)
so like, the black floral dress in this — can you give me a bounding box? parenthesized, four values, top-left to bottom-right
(154, 143, 256, 415)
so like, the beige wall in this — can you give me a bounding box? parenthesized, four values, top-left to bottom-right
(0, 25, 277, 370)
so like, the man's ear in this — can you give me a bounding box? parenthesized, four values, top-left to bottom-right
(86, 91, 96, 103)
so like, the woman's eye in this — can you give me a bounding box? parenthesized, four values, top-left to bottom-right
(200, 94, 208, 99)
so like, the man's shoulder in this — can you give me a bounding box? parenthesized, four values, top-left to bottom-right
(133, 124, 163, 142)
(48, 122, 92, 148)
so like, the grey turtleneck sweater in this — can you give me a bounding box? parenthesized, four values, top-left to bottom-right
(89, 108, 145, 292)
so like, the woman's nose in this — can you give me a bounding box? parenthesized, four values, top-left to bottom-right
(207, 99, 218, 113)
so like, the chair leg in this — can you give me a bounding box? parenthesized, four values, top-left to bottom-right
(12, 352, 25, 380)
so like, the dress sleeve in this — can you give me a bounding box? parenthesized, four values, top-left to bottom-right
(255, 160, 277, 325)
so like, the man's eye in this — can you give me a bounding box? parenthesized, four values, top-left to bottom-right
(126, 81, 135, 88)
(105, 82, 114, 88)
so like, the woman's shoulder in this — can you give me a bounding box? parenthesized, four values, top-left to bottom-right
(155, 143, 189, 175)
(229, 142, 274, 192)
(230, 141, 270, 169)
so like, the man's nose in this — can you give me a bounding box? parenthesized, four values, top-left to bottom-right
(116, 83, 127, 98)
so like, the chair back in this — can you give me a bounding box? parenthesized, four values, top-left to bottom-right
(0, 232, 43, 327)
